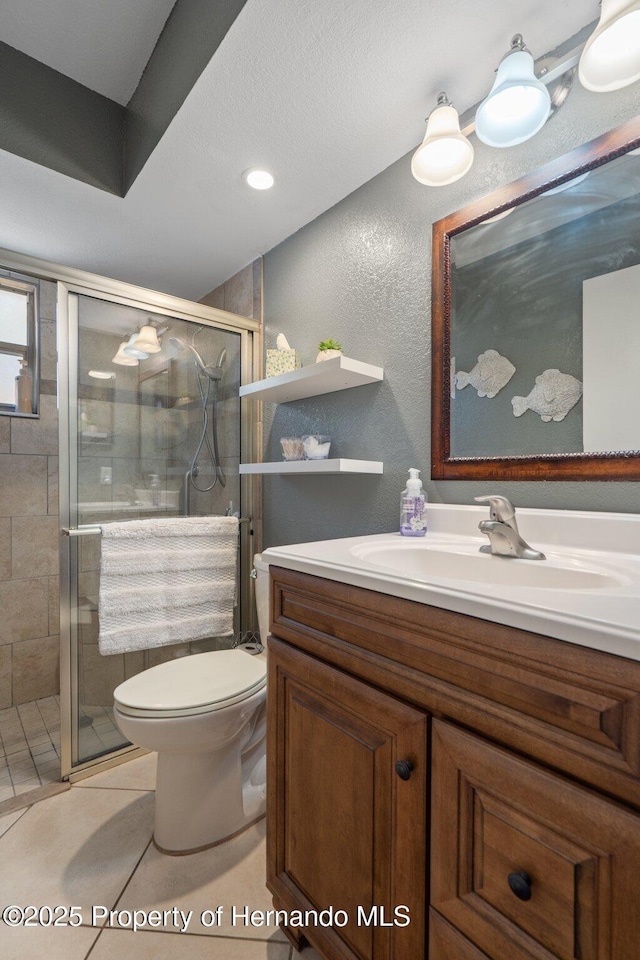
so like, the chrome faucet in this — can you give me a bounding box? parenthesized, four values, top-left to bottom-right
(474, 495, 545, 561)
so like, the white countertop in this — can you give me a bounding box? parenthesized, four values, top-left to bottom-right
(262, 503, 640, 662)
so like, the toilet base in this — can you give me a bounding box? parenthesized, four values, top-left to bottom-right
(114, 683, 267, 856)
(152, 811, 265, 857)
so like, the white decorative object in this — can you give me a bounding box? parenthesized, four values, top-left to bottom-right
(302, 435, 331, 459)
(512, 369, 583, 422)
(265, 332, 301, 378)
(455, 349, 516, 398)
(316, 348, 342, 362)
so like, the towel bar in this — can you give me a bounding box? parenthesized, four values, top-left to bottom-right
(62, 517, 251, 537)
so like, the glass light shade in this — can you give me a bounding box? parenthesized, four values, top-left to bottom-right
(411, 104, 474, 186)
(88, 370, 115, 380)
(579, 0, 640, 92)
(475, 49, 551, 147)
(112, 341, 139, 366)
(122, 333, 149, 360)
(132, 324, 162, 354)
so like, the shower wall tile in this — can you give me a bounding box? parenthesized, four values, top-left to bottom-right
(12, 635, 59, 704)
(0, 578, 48, 645)
(40, 320, 58, 382)
(79, 642, 125, 707)
(199, 284, 225, 310)
(0, 418, 9, 454)
(48, 456, 59, 514)
(10, 394, 59, 456)
(2, 279, 61, 707)
(0, 455, 48, 517)
(0, 520, 10, 581)
(78, 457, 113, 508)
(48, 578, 59, 636)
(38, 280, 57, 322)
(79, 536, 101, 574)
(11, 516, 59, 579)
(199, 256, 263, 322)
(0, 646, 10, 709)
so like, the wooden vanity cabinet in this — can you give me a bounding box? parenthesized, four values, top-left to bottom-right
(266, 566, 640, 960)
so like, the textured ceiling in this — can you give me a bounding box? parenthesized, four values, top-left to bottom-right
(0, 0, 601, 300)
(0, 0, 176, 104)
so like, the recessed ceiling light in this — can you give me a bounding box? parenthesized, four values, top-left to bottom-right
(88, 370, 115, 380)
(243, 168, 275, 190)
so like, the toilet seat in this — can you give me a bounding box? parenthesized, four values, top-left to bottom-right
(114, 649, 266, 719)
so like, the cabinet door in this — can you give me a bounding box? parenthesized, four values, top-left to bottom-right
(431, 719, 640, 960)
(267, 637, 428, 960)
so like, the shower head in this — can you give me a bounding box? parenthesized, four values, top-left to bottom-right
(169, 336, 223, 380)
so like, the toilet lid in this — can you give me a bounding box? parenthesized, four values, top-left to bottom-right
(113, 650, 266, 718)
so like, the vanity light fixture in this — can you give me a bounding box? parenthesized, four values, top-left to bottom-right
(411, 93, 474, 186)
(112, 342, 139, 366)
(122, 332, 150, 360)
(243, 168, 275, 190)
(475, 35, 551, 148)
(130, 324, 162, 354)
(579, 0, 640, 91)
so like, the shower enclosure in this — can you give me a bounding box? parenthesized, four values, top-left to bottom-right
(57, 279, 260, 780)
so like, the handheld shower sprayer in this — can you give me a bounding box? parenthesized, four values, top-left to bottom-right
(169, 336, 223, 380)
(169, 333, 227, 496)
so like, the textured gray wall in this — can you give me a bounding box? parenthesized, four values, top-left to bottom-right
(263, 80, 640, 549)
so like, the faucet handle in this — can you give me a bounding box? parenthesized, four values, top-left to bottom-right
(474, 495, 517, 525)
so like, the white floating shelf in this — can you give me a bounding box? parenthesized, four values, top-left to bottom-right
(239, 459, 383, 476)
(239, 355, 383, 403)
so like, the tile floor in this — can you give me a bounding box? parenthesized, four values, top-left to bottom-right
(0, 697, 61, 802)
(0, 697, 125, 803)
(0, 752, 323, 960)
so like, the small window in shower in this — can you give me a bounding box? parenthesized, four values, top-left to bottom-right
(0, 274, 39, 416)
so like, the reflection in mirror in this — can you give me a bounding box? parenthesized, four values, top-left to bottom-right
(432, 116, 640, 480)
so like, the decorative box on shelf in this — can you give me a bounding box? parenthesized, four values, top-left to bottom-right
(265, 349, 302, 378)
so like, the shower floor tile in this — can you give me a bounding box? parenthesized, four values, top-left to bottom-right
(0, 696, 61, 801)
(0, 696, 128, 803)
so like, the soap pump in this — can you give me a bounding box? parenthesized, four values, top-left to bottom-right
(400, 468, 427, 537)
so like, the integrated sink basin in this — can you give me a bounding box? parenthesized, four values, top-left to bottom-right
(349, 540, 625, 591)
(262, 502, 640, 661)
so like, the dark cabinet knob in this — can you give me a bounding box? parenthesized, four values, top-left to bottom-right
(395, 760, 414, 781)
(508, 871, 532, 901)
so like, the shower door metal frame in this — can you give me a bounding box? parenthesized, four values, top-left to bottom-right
(53, 273, 261, 781)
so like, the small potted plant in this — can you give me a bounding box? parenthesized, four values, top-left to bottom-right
(316, 338, 343, 363)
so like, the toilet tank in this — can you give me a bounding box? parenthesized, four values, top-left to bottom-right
(253, 553, 270, 642)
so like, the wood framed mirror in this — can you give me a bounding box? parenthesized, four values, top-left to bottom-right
(432, 114, 640, 481)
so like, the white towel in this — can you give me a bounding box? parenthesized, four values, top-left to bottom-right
(98, 516, 238, 656)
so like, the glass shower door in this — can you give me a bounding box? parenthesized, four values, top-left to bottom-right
(59, 285, 254, 776)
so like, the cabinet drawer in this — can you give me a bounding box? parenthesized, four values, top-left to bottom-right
(270, 566, 640, 807)
(429, 910, 491, 960)
(431, 720, 640, 960)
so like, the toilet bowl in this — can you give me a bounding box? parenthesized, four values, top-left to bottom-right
(112, 555, 272, 855)
(113, 647, 267, 854)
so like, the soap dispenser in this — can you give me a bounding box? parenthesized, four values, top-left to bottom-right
(15, 359, 33, 414)
(400, 468, 427, 537)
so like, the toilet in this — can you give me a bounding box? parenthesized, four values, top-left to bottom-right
(112, 553, 270, 855)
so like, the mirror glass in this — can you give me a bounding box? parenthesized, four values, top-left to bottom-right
(433, 118, 640, 479)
